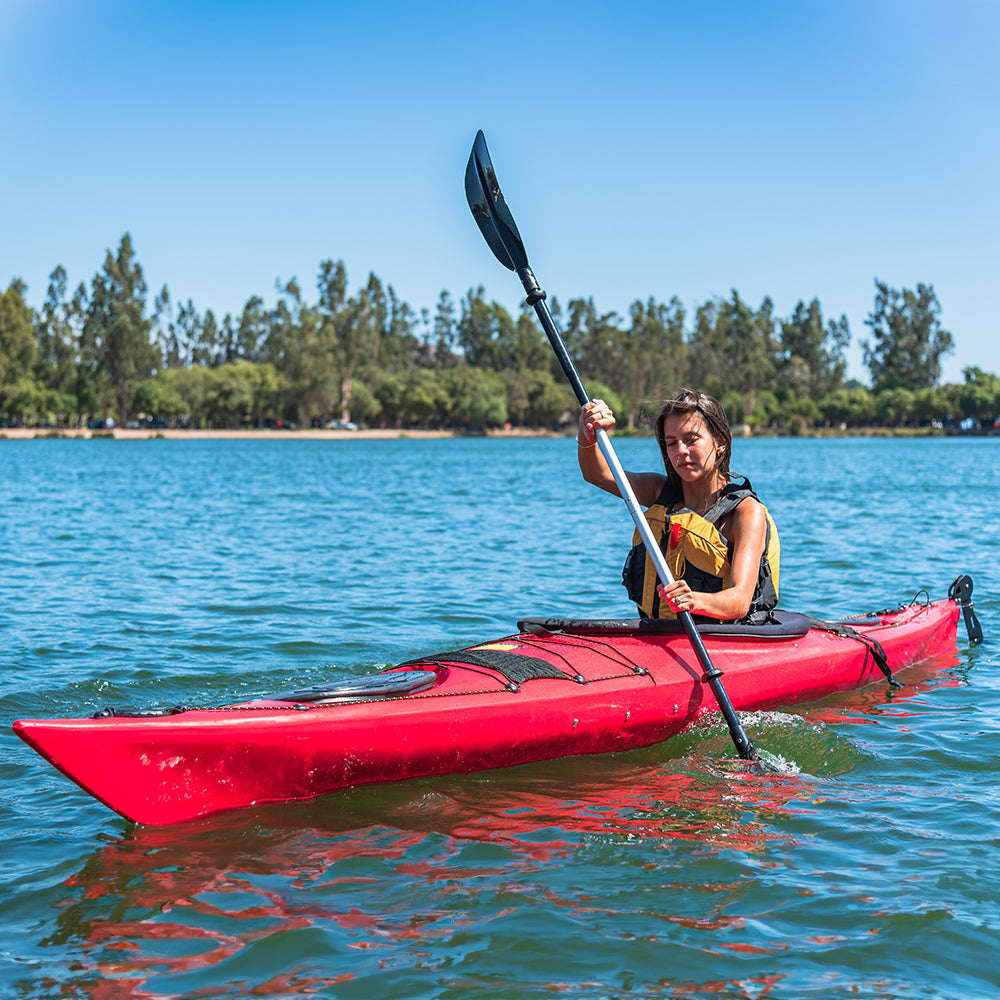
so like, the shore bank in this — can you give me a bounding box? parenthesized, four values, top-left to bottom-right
(0, 427, 564, 441)
(1, 425, 989, 441)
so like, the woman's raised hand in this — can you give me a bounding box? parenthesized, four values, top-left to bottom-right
(578, 400, 616, 448)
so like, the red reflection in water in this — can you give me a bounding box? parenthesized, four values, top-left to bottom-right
(794, 649, 962, 728)
(42, 758, 807, 996)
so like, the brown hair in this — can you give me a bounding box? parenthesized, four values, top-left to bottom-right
(653, 388, 733, 490)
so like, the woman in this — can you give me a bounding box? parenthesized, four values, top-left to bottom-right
(577, 389, 779, 623)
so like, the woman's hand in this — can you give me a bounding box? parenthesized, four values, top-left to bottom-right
(657, 579, 696, 615)
(578, 399, 616, 448)
(578, 399, 665, 505)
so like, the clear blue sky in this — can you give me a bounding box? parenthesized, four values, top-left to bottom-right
(2, 0, 997, 383)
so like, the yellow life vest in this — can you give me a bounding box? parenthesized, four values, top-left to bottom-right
(621, 479, 780, 624)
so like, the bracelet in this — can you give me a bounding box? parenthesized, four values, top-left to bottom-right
(577, 439, 596, 450)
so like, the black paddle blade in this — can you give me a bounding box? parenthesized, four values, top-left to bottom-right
(465, 130, 529, 273)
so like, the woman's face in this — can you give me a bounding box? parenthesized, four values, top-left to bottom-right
(661, 411, 724, 483)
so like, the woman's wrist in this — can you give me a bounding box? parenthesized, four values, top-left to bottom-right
(577, 437, 596, 449)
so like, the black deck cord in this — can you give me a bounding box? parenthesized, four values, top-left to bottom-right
(803, 617, 901, 688)
(398, 648, 568, 690)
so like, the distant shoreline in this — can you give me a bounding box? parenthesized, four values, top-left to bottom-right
(0, 427, 562, 441)
(0, 425, 990, 441)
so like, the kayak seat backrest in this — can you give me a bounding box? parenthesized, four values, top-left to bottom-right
(518, 609, 813, 639)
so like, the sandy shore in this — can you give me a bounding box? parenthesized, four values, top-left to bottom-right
(0, 427, 564, 441)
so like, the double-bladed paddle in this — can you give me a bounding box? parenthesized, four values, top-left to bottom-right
(465, 129, 759, 762)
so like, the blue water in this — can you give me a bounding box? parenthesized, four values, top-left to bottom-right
(1, 435, 997, 999)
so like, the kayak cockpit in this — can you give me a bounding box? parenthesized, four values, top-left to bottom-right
(517, 609, 814, 637)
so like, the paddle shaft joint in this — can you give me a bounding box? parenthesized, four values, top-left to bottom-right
(516, 266, 591, 409)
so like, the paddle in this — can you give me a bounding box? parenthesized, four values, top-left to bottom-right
(465, 129, 759, 763)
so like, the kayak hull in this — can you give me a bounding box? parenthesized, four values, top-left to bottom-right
(14, 598, 959, 825)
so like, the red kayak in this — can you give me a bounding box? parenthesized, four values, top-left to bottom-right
(13, 579, 980, 825)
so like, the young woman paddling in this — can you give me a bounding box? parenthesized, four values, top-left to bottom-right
(577, 389, 779, 624)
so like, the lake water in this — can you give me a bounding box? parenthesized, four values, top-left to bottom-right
(1, 435, 997, 999)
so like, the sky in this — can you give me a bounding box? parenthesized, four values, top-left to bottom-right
(2, 0, 997, 384)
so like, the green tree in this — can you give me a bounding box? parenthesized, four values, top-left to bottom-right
(432, 290, 458, 368)
(261, 282, 297, 370)
(377, 283, 420, 371)
(689, 291, 776, 422)
(203, 361, 258, 426)
(508, 307, 549, 372)
(862, 281, 953, 390)
(457, 286, 516, 371)
(739, 388, 780, 431)
(81, 234, 160, 425)
(329, 270, 380, 422)
(344, 378, 380, 425)
(198, 309, 220, 367)
(251, 363, 286, 426)
(956, 366, 1000, 425)
(173, 299, 201, 368)
(874, 387, 917, 426)
(373, 369, 450, 427)
(778, 395, 822, 435)
(236, 295, 268, 363)
(4, 376, 48, 423)
(912, 386, 951, 426)
(818, 386, 875, 427)
(778, 299, 850, 398)
(442, 366, 507, 430)
(1, 280, 37, 376)
(502, 367, 576, 428)
(152, 285, 183, 369)
(562, 298, 627, 398)
(400, 369, 450, 426)
(0, 280, 40, 422)
(132, 375, 187, 423)
(277, 279, 336, 425)
(307, 263, 348, 417)
(34, 266, 82, 423)
(221, 313, 238, 365)
(624, 296, 687, 428)
(168, 365, 212, 427)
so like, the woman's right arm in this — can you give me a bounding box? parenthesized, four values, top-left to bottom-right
(577, 401, 664, 505)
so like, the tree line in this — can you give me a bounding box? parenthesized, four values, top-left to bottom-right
(1, 233, 997, 434)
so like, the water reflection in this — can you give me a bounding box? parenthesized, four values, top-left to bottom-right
(30, 752, 806, 994)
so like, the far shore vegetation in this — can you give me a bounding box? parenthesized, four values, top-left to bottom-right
(2, 233, 998, 437)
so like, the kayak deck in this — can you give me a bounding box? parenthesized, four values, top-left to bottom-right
(13, 596, 962, 826)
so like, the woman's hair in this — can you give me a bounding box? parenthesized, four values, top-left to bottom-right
(653, 388, 733, 489)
